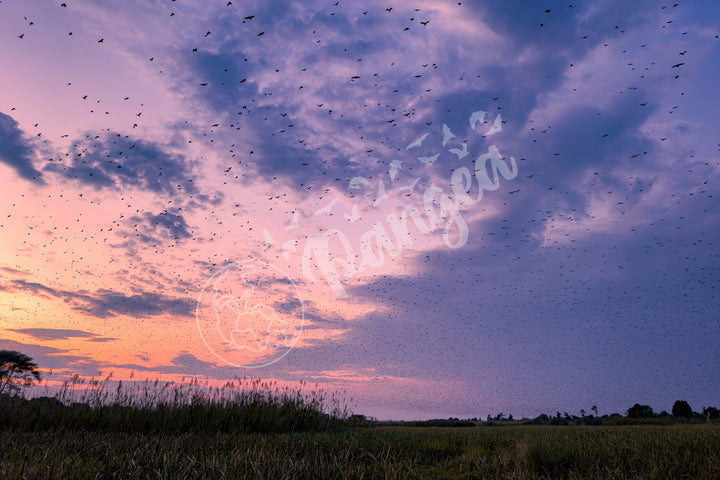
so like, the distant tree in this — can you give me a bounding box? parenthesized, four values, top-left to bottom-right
(672, 400, 693, 419)
(0, 350, 41, 395)
(627, 403, 654, 419)
(702, 406, 719, 421)
(580, 409, 586, 417)
(591, 405, 598, 416)
(532, 414, 549, 425)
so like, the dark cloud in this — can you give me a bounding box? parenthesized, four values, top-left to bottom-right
(267, 218, 720, 415)
(44, 133, 198, 198)
(6, 328, 110, 342)
(0, 266, 31, 276)
(0, 111, 45, 183)
(190, 50, 257, 109)
(171, 3, 525, 188)
(128, 211, 194, 243)
(111, 353, 240, 377)
(147, 212, 193, 239)
(170, 353, 215, 371)
(0, 339, 105, 378)
(475, 0, 660, 49)
(1, 279, 193, 319)
(76, 289, 193, 319)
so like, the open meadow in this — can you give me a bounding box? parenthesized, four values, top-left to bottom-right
(3, 424, 720, 479)
(2, 375, 719, 479)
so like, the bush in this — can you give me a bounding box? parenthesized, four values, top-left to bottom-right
(703, 406, 720, 421)
(672, 400, 693, 419)
(627, 403, 654, 419)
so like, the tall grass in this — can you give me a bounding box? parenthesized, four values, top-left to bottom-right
(4, 378, 720, 478)
(2, 425, 720, 479)
(0, 376, 349, 434)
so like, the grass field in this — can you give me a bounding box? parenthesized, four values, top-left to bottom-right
(3, 424, 720, 479)
(2, 378, 718, 478)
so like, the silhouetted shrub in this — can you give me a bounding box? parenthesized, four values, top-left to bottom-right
(627, 403, 654, 419)
(672, 400, 693, 419)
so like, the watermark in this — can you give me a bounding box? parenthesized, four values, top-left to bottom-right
(196, 260, 304, 368)
(265, 109, 519, 297)
(197, 109, 517, 367)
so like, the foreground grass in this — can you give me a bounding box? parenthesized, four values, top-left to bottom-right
(2, 425, 720, 479)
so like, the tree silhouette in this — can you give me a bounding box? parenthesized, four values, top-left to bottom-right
(672, 400, 693, 419)
(0, 350, 42, 395)
(627, 403, 654, 418)
(702, 406, 719, 421)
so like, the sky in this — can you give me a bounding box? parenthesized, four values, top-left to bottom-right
(0, 0, 718, 421)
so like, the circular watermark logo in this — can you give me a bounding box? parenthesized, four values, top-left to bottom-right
(196, 260, 304, 368)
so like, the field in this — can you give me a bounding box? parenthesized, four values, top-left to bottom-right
(3, 424, 720, 479)
(2, 379, 718, 478)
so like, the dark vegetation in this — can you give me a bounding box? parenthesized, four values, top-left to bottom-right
(3, 351, 720, 479)
(375, 400, 720, 428)
(0, 350, 41, 395)
(0, 376, 347, 434)
(1, 350, 347, 434)
(3, 424, 720, 479)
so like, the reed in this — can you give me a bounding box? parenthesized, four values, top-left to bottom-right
(0, 375, 349, 434)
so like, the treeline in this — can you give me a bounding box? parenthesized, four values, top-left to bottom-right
(523, 400, 720, 426)
(381, 400, 720, 427)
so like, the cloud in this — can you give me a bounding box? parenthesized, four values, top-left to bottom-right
(0, 339, 105, 378)
(169, 353, 216, 372)
(111, 352, 241, 377)
(189, 50, 257, 110)
(85, 289, 193, 318)
(0, 112, 45, 183)
(44, 133, 199, 198)
(2, 279, 193, 319)
(6, 328, 113, 342)
(153, 1, 516, 192)
(0, 267, 31, 276)
(129, 211, 194, 243)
